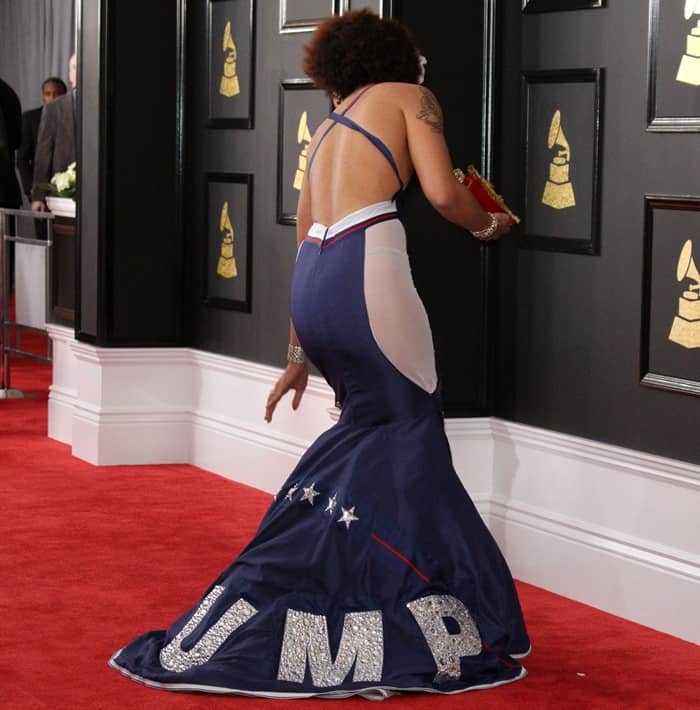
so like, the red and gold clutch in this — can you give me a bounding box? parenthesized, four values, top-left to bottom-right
(453, 165, 520, 225)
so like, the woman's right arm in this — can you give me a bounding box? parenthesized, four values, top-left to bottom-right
(264, 169, 311, 423)
(403, 85, 510, 240)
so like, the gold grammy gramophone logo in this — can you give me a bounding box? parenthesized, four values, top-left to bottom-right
(669, 239, 700, 348)
(677, 0, 700, 86)
(541, 109, 576, 210)
(293, 111, 312, 191)
(219, 21, 240, 97)
(217, 201, 238, 279)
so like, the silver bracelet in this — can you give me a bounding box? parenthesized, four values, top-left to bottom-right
(287, 344, 306, 364)
(470, 212, 498, 241)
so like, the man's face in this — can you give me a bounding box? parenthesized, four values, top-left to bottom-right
(42, 81, 66, 104)
(69, 53, 77, 88)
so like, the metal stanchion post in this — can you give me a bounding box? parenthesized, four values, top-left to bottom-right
(0, 210, 22, 398)
(0, 210, 5, 391)
(0, 209, 54, 399)
(45, 216, 54, 363)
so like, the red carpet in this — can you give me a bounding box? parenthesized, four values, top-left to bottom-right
(1, 355, 699, 709)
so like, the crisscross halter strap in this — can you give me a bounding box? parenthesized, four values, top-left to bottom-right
(307, 85, 405, 200)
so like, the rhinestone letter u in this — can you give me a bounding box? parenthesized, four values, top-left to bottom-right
(160, 586, 258, 672)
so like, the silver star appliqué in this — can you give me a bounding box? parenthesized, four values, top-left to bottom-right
(285, 483, 299, 501)
(300, 483, 320, 505)
(325, 494, 337, 515)
(337, 506, 359, 529)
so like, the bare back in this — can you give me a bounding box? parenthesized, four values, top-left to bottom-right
(295, 80, 492, 246)
(306, 83, 414, 226)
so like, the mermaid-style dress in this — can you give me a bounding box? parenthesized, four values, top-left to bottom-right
(109, 94, 530, 700)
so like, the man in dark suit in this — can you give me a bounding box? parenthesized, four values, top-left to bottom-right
(31, 54, 77, 212)
(17, 77, 67, 199)
(0, 76, 22, 209)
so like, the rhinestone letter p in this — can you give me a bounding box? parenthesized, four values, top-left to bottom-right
(406, 594, 482, 682)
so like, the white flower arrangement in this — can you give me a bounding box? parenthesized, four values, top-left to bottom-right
(49, 162, 77, 198)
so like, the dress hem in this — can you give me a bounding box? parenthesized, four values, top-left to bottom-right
(108, 650, 527, 701)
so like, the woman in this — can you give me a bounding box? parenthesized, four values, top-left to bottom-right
(110, 10, 529, 699)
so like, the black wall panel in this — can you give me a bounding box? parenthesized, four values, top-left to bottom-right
(106, 2, 184, 343)
(77, 0, 185, 346)
(495, 0, 700, 463)
(396, 0, 493, 416)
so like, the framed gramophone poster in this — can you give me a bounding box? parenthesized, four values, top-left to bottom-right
(346, 0, 394, 15)
(520, 68, 604, 255)
(277, 79, 332, 225)
(207, 0, 256, 129)
(279, 0, 347, 33)
(522, 0, 604, 12)
(641, 195, 700, 396)
(647, 0, 700, 132)
(204, 173, 254, 312)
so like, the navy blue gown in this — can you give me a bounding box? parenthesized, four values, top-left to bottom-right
(110, 96, 530, 700)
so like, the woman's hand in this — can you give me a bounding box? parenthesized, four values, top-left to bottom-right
(473, 212, 512, 242)
(490, 212, 512, 240)
(265, 362, 308, 423)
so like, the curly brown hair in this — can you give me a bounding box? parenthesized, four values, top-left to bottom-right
(303, 10, 421, 100)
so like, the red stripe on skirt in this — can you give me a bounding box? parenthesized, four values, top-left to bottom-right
(371, 533, 431, 584)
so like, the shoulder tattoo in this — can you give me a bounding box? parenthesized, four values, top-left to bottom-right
(416, 88, 443, 133)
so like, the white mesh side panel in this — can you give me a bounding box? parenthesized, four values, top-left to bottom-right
(364, 220, 437, 394)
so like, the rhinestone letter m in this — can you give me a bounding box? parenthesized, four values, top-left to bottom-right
(277, 608, 383, 686)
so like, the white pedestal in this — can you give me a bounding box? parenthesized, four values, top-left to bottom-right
(14, 243, 46, 328)
(45, 197, 76, 218)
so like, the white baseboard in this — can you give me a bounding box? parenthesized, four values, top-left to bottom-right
(486, 420, 700, 644)
(45, 327, 700, 644)
(45, 326, 335, 485)
(488, 498, 700, 645)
